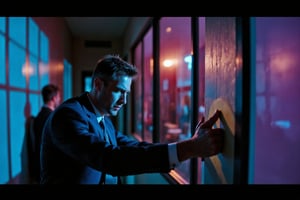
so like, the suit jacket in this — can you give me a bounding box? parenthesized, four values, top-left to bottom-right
(40, 92, 171, 184)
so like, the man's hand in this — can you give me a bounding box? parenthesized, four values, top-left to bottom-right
(176, 110, 225, 162)
(192, 110, 225, 158)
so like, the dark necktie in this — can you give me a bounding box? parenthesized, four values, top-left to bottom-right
(99, 120, 111, 144)
(99, 119, 118, 184)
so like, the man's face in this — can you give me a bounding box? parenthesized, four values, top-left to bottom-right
(96, 75, 132, 116)
(53, 92, 61, 108)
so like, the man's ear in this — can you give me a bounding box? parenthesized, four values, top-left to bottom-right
(94, 77, 104, 90)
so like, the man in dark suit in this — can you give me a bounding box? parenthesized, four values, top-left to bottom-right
(40, 54, 224, 184)
(31, 84, 60, 183)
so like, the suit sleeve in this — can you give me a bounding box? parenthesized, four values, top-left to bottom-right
(50, 103, 172, 176)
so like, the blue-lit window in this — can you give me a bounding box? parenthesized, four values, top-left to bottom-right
(9, 17, 26, 47)
(0, 90, 9, 183)
(63, 59, 72, 101)
(9, 91, 26, 177)
(29, 18, 39, 56)
(0, 35, 5, 84)
(39, 31, 49, 86)
(0, 17, 5, 33)
(0, 17, 50, 183)
(9, 42, 26, 88)
(29, 93, 39, 117)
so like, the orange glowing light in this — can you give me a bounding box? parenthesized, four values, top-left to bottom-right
(22, 63, 34, 77)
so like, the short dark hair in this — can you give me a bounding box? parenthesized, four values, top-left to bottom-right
(41, 84, 59, 103)
(92, 54, 138, 84)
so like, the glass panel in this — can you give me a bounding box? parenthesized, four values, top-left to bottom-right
(143, 27, 153, 142)
(39, 31, 49, 86)
(63, 59, 72, 101)
(133, 42, 143, 137)
(9, 91, 26, 177)
(203, 17, 237, 184)
(0, 89, 9, 183)
(0, 17, 5, 33)
(29, 93, 40, 116)
(40, 31, 49, 63)
(29, 18, 39, 56)
(84, 76, 92, 92)
(197, 17, 206, 184)
(0, 35, 5, 84)
(9, 41, 26, 88)
(9, 17, 26, 47)
(159, 17, 192, 182)
(252, 17, 300, 184)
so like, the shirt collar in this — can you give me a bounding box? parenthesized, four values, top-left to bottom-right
(87, 93, 104, 123)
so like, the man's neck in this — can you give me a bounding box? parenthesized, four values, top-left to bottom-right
(87, 92, 105, 119)
(44, 103, 55, 111)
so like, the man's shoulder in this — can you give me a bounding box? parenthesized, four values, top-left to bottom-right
(55, 94, 94, 117)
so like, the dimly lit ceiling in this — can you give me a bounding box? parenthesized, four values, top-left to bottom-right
(64, 17, 130, 40)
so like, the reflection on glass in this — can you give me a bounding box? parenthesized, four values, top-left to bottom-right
(143, 28, 153, 142)
(133, 42, 143, 137)
(253, 17, 300, 184)
(159, 17, 192, 182)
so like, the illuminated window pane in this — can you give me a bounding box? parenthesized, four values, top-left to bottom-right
(40, 31, 49, 63)
(143, 27, 153, 142)
(0, 17, 5, 33)
(197, 17, 206, 184)
(9, 41, 26, 88)
(29, 18, 39, 56)
(30, 93, 40, 116)
(84, 77, 92, 92)
(133, 43, 143, 136)
(9, 17, 26, 47)
(39, 31, 49, 86)
(64, 59, 72, 100)
(0, 90, 9, 183)
(9, 91, 26, 177)
(202, 17, 237, 184)
(159, 17, 192, 182)
(0, 35, 5, 84)
(252, 17, 300, 184)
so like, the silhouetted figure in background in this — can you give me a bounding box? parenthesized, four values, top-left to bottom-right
(30, 84, 61, 183)
(21, 115, 35, 183)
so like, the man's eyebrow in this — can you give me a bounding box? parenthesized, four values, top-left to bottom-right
(116, 85, 130, 93)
